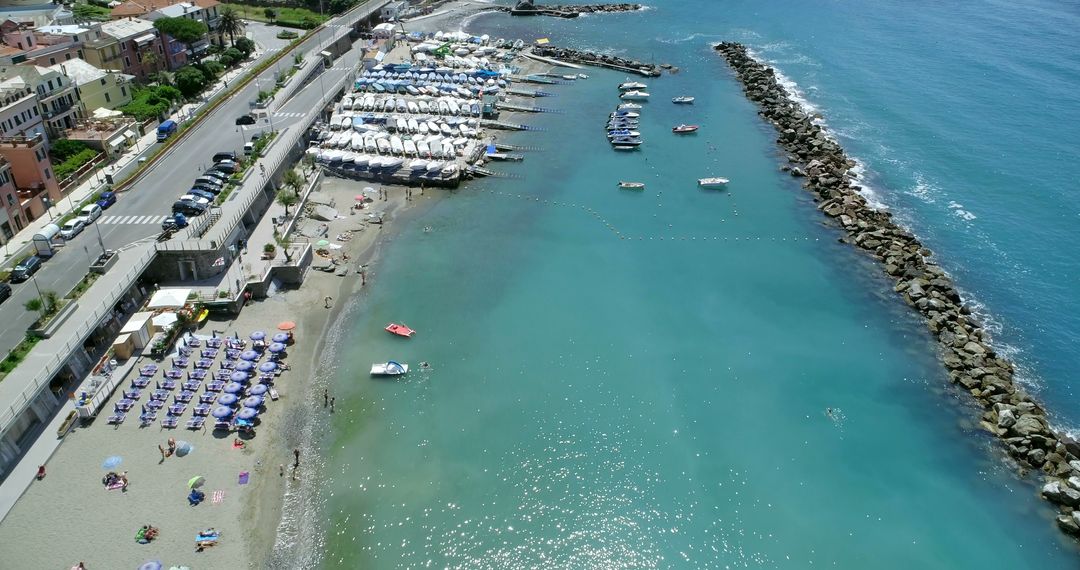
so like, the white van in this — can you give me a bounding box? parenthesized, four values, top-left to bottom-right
(77, 203, 102, 225)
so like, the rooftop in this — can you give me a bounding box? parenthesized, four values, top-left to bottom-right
(98, 17, 155, 41)
(111, 0, 219, 18)
(34, 24, 90, 36)
(50, 57, 130, 87)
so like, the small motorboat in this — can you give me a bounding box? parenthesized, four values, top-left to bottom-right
(370, 361, 409, 376)
(561, 75, 577, 80)
(385, 323, 416, 337)
(577, 73, 589, 79)
(618, 181, 645, 189)
(698, 177, 730, 188)
(620, 90, 650, 101)
(672, 124, 699, 134)
(619, 81, 648, 91)
(613, 145, 639, 151)
(672, 96, 695, 104)
(610, 137, 642, 146)
(617, 102, 642, 111)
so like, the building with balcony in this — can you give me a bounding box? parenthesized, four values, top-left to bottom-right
(0, 64, 81, 137)
(0, 79, 45, 140)
(0, 132, 60, 223)
(114, 0, 223, 47)
(0, 156, 22, 242)
(84, 17, 187, 79)
(50, 58, 132, 114)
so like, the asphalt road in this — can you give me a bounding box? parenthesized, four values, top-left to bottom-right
(0, 15, 368, 356)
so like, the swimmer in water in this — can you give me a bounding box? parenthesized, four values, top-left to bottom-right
(420, 362, 430, 369)
(826, 407, 835, 419)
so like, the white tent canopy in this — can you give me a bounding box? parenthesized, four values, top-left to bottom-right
(151, 312, 179, 329)
(147, 288, 191, 309)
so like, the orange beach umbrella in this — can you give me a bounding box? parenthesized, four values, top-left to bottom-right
(277, 321, 296, 331)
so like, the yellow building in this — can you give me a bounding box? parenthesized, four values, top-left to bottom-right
(49, 58, 132, 114)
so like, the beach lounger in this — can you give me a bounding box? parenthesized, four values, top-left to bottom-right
(161, 379, 178, 390)
(107, 412, 126, 425)
(213, 419, 232, 430)
(195, 359, 213, 369)
(201, 349, 218, 359)
(206, 338, 223, 348)
(190, 369, 208, 380)
(140, 364, 158, 375)
(186, 417, 206, 430)
(168, 404, 187, 416)
(123, 389, 141, 400)
(207, 381, 225, 392)
(176, 390, 194, 403)
(183, 381, 201, 392)
(199, 392, 216, 404)
(151, 389, 169, 401)
(269, 387, 279, 401)
(132, 377, 150, 389)
(161, 416, 179, 429)
(116, 399, 134, 412)
(220, 360, 235, 370)
(186, 336, 201, 347)
(194, 404, 211, 416)
(174, 358, 190, 368)
(139, 410, 157, 426)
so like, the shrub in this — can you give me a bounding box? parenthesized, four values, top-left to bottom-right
(53, 148, 100, 181)
(235, 37, 255, 57)
(49, 139, 91, 162)
(175, 66, 209, 98)
(200, 60, 225, 78)
(276, 30, 299, 40)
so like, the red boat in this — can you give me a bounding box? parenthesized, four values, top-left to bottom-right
(385, 323, 416, 337)
(672, 124, 699, 134)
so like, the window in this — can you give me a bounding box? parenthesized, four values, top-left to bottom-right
(47, 79, 53, 90)
(65, 53, 71, 61)
(77, 49, 83, 59)
(124, 56, 130, 67)
(14, 116, 21, 126)
(49, 57, 56, 65)
(100, 78, 107, 86)
(121, 86, 127, 97)
(44, 168, 51, 180)
(104, 92, 111, 103)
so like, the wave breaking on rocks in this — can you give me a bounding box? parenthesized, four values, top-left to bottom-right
(714, 40, 1080, 540)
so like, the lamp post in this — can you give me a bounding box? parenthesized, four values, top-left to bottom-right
(30, 273, 46, 313)
(92, 219, 106, 260)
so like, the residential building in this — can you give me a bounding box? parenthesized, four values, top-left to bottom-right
(0, 132, 61, 223)
(0, 78, 45, 140)
(112, 0, 222, 47)
(380, 1, 409, 21)
(0, 19, 36, 52)
(0, 156, 22, 241)
(50, 58, 132, 114)
(0, 64, 81, 137)
(84, 17, 184, 79)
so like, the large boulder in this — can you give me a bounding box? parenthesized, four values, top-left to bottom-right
(1043, 480, 1080, 507)
(1011, 414, 1048, 437)
(997, 408, 1017, 429)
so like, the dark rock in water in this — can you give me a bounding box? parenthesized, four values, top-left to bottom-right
(713, 39, 1077, 543)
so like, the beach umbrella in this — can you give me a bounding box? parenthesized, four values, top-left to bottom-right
(240, 350, 259, 361)
(242, 395, 263, 408)
(248, 384, 268, 396)
(211, 406, 232, 418)
(223, 382, 244, 394)
(237, 407, 259, 420)
(101, 455, 123, 470)
(316, 239, 330, 247)
(138, 561, 163, 570)
(268, 343, 286, 354)
(187, 475, 205, 489)
(218, 393, 239, 405)
(176, 441, 192, 457)
(250, 331, 266, 341)
(272, 332, 289, 343)
(259, 361, 278, 373)
(235, 360, 254, 372)
(277, 321, 296, 331)
(230, 371, 249, 383)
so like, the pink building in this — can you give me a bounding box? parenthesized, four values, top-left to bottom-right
(0, 132, 60, 224)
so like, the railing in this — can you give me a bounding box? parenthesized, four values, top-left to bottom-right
(0, 246, 155, 435)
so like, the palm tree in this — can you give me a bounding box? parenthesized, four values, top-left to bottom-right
(218, 7, 243, 46)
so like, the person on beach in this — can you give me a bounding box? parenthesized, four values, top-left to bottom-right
(330, 397, 335, 413)
(120, 471, 129, 491)
(167, 437, 176, 457)
(324, 296, 333, 308)
(293, 448, 300, 468)
(36, 465, 45, 480)
(324, 389, 328, 408)
(279, 464, 284, 477)
(158, 444, 166, 462)
(74, 563, 86, 570)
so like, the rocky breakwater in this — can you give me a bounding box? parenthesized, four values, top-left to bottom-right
(714, 40, 1080, 541)
(532, 45, 662, 77)
(547, 3, 642, 14)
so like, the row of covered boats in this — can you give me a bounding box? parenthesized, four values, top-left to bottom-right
(339, 94, 482, 116)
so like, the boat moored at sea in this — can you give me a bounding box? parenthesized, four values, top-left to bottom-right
(672, 96, 695, 104)
(371, 361, 409, 376)
(617, 102, 642, 111)
(619, 81, 648, 91)
(673, 124, 699, 134)
(698, 177, 730, 188)
(618, 181, 645, 189)
(385, 323, 416, 337)
(620, 90, 650, 101)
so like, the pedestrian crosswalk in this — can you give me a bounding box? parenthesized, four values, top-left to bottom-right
(273, 112, 307, 119)
(99, 215, 163, 225)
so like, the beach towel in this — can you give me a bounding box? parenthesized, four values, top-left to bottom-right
(238, 471, 249, 485)
(106, 481, 124, 490)
(211, 490, 224, 504)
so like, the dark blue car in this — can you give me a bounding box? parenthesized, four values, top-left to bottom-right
(96, 191, 117, 209)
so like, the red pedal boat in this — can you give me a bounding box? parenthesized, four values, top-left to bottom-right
(672, 124, 699, 134)
(385, 323, 416, 337)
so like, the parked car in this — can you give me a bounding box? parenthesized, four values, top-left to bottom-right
(193, 176, 223, 189)
(187, 188, 216, 202)
(0, 283, 11, 304)
(211, 161, 238, 174)
(191, 183, 221, 195)
(243, 142, 255, 155)
(202, 169, 229, 182)
(179, 193, 210, 207)
(235, 114, 256, 126)
(161, 213, 189, 231)
(10, 256, 43, 282)
(96, 191, 117, 209)
(77, 203, 102, 224)
(171, 199, 206, 216)
(60, 219, 86, 240)
(212, 151, 237, 163)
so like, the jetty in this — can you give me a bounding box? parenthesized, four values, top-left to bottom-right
(714, 41, 1080, 541)
(503, 0, 641, 18)
(531, 46, 662, 77)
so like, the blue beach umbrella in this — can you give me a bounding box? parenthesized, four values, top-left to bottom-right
(218, 393, 238, 406)
(258, 361, 278, 373)
(235, 361, 254, 372)
(240, 350, 259, 361)
(223, 382, 244, 394)
(211, 406, 232, 419)
(138, 561, 162, 570)
(248, 384, 268, 396)
(230, 371, 249, 383)
(272, 332, 289, 343)
(242, 395, 263, 408)
(101, 455, 123, 470)
(237, 407, 258, 420)
(250, 331, 266, 341)
(268, 343, 286, 354)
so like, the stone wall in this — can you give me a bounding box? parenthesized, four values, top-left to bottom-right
(714, 41, 1080, 540)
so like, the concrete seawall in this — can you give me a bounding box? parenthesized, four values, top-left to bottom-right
(713, 41, 1080, 541)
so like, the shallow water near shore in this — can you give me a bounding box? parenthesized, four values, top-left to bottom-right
(312, 1, 1080, 567)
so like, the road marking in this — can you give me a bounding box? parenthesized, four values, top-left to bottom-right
(100, 215, 162, 225)
(273, 112, 306, 118)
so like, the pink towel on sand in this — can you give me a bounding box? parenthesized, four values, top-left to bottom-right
(212, 489, 224, 504)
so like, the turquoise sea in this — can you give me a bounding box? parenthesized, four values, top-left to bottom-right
(285, 1, 1080, 567)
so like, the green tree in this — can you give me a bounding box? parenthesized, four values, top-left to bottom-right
(199, 60, 225, 78)
(49, 139, 91, 161)
(276, 188, 298, 216)
(218, 6, 243, 46)
(234, 37, 256, 58)
(153, 17, 209, 62)
(283, 169, 304, 195)
(174, 66, 209, 97)
(24, 298, 44, 318)
(264, 8, 277, 24)
(219, 47, 243, 67)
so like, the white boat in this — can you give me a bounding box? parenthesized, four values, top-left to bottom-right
(390, 136, 404, 154)
(410, 159, 428, 170)
(403, 139, 418, 156)
(439, 123, 453, 135)
(396, 117, 408, 132)
(617, 102, 642, 110)
(672, 96, 695, 104)
(620, 91, 650, 101)
(618, 181, 645, 189)
(418, 100, 430, 113)
(578, 73, 589, 79)
(426, 120, 441, 133)
(426, 161, 443, 172)
(376, 138, 391, 153)
(407, 101, 419, 113)
(370, 361, 408, 376)
(364, 137, 377, 152)
(619, 81, 648, 91)
(407, 118, 420, 133)
(698, 177, 730, 188)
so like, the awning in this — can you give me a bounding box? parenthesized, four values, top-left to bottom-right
(151, 312, 178, 329)
(134, 33, 156, 45)
(123, 129, 136, 139)
(108, 138, 125, 148)
(147, 288, 192, 309)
